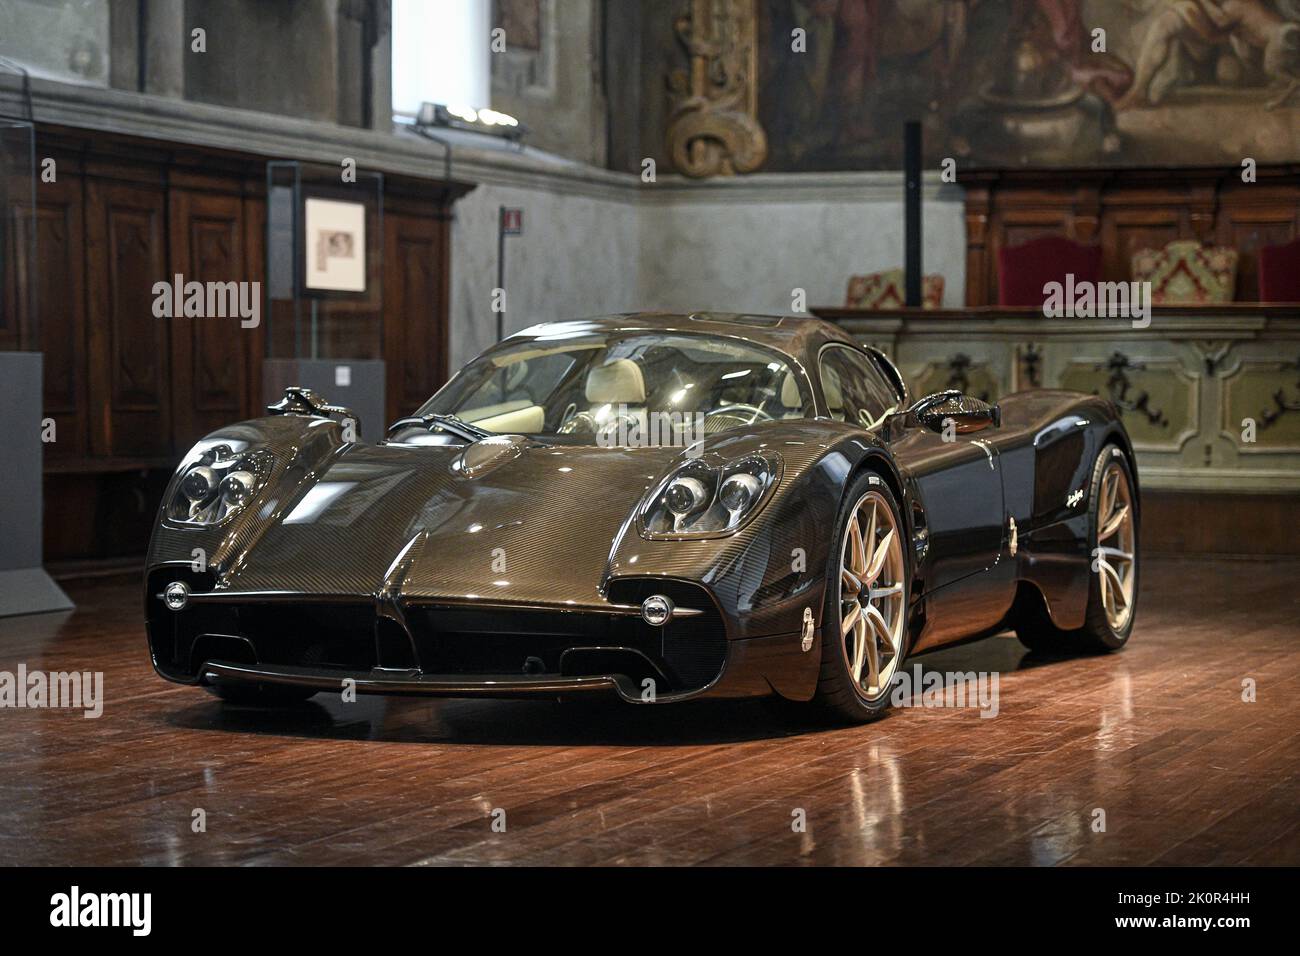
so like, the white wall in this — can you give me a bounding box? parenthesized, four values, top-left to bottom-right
(446, 168, 966, 370)
(638, 174, 965, 314)
(448, 178, 643, 370)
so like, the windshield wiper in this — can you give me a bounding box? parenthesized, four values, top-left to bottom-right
(389, 413, 492, 443)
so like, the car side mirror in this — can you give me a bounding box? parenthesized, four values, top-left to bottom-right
(906, 389, 1001, 434)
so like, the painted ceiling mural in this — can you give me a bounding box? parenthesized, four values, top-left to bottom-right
(662, 0, 1300, 172)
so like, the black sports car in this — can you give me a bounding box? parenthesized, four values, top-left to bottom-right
(145, 313, 1139, 722)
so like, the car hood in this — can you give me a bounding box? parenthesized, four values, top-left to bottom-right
(217, 438, 683, 607)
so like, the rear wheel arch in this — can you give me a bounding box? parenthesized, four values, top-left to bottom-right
(1100, 427, 1138, 496)
(1016, 441, 1139, 651)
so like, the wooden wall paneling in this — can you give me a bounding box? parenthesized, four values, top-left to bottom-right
(382, 204, 448, 425)
(2, 152, 48, 351)
(1, 176, 23, 351)
(84, 178, 171, 461)
(1098, 207, 1182, 283)
(1215, 189, 1298, 302)
(34, 171, 89, 460)
(963, 184, 991, 306)
(166, 189, 250, 449)
(241, 191, 267, 422)
(30, 122, 474, 562)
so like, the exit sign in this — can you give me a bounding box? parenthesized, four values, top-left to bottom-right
(501, 208, 523, 235)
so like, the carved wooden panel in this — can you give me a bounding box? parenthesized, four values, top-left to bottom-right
(33, 175, 89, 460)
(167, 189, 250, 448)
(1216, 206, 1296, 302)
(84, 179, 171, 460)
(1099, 209, 1182, 285)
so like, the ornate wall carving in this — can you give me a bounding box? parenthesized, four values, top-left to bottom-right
(665, 0, 767, 178)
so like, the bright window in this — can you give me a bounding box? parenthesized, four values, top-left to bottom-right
(391, 0, 491, 118)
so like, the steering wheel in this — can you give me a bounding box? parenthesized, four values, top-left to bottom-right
(558, 410, 641, 445)
(557, 409, 597, 434)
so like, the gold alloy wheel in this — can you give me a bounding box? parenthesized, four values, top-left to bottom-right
(838, 490, 906, 701)
(1095, 460, 1137, 631)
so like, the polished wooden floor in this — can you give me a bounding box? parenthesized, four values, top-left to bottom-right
(1, 556, 1297, 866)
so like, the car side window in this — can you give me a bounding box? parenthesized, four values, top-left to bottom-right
(818, 345, 901, 429)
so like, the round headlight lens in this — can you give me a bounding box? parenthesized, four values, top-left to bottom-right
(220, 471, 256, 506)
(664, 476, 708, 516)
(719, 472, 762, 513)
(640, 452, 780, 538)
(180, 466, 217, 503)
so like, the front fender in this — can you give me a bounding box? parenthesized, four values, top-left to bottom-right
(145, 414, 349, 575)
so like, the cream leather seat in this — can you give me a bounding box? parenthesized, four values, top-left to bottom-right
(780, 371, 810, 419)
(582, 359, 649, 438)
(820, 367, 846, 420)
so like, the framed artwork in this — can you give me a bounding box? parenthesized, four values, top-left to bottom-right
(304, 197, 366, 293)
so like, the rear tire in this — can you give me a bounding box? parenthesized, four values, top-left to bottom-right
(1016, 444, 1139, 653)
(810, 472, 910, 723)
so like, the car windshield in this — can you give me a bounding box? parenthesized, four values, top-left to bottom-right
(417, 330, 813, 442)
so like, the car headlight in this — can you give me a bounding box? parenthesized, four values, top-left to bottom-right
(166, 444, 271, 525)
(639, 453, 780, 538)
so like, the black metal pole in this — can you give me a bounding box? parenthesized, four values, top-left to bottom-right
(904, 120, 922, 308)
(496, 205, 506, 343)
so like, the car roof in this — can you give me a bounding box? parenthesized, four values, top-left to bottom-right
(507, 312, 859, 361)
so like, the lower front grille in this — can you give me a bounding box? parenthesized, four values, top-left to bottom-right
(148, 585, 729, 694)
(606, 579, 729, 690)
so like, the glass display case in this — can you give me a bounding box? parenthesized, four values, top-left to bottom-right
(0, 116, 72, 615)
(263, 160, 387, 441)
(1, 116, 35, 352)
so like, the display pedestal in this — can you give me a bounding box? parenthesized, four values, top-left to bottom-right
(0, 352, 73, 617)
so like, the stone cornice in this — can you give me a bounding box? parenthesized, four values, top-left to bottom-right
(0, 76, 964, 208)
(0, 75, 634, 201)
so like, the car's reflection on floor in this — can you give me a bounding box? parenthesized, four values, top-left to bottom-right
(0, 555, 1295, 866)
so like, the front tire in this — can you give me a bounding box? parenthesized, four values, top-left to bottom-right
(811, 472, 909, 723)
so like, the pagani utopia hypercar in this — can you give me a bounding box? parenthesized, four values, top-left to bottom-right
(146, 313, 1139, 722)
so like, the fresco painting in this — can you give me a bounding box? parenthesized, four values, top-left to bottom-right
(755, 0, 1300, 170)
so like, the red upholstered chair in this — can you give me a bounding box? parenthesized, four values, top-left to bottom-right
(997, 235, 1103, 307)
(1258, 238, 1300, 303)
